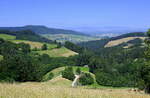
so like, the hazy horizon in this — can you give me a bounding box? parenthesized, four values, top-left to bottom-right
(0, 0, 150, 30)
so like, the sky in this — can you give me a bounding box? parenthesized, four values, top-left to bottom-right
(0, 0, 150, 29)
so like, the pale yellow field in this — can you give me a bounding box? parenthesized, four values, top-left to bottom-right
(12, 40, 57, 49)
(0, 77, 149, 98)
(105, 37, 146, 47)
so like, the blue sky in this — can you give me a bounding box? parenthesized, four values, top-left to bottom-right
(0, 0, 150, 29)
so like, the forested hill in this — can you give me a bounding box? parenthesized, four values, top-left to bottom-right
(0, 30, 53, 43)
(0, 25, 88, 36)
(78, 32, 146, 50)
(111, 32, 146, 40)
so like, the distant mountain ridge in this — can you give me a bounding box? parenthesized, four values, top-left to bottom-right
(0, 25, 88, 36)
(70, 26, 148, 37)
(0, 30, 53, 43)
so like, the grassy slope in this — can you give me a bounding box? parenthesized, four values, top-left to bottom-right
(43, 66, 89, 80)
(105, 37, 146, 47)
(42, 66, 97, 86)
(0, 34, 16, 40)
(36, 47, 78, 57)
(0, 55, 3, 61)
(0, 80, 149, 98)
(0, 65, 148, 97)
(11, 40, 77, 57)
(43, 66, 132, 89)
(12, 40, 57, 49)
(1, 66, 148, 98)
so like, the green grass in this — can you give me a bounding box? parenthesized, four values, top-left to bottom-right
(11, 40, 57, 49)
(0, 55, 3, 61)
(73, 66, 89, 72)
(9, 40, 77, 57)
(0, 82, 149, 98)
(0, 34, 16, 40)
(42, 66, 133, 90)
(36, 47, 78, 57)
(42, 66, 91, 81)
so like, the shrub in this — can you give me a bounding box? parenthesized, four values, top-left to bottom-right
(79, 73, 94, 85)
(62, 67, 75, 81)
(42, 72, 54, 81)
(42, 44, 47, 50)
(95, 70, 113, 86)
(76, 67, 81, 75)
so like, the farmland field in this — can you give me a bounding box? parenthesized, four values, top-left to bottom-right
(36, 47, 78, 57)
(0, 78, 149, 98)
(12, 40, 57, 49)
(105, 37, 146, 47)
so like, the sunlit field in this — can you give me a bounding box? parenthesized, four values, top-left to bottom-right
(0, 77, 149, 98)
(36, 47, 78, 57)
(0, 34, 16, 40)
(12, 40, 57, 49)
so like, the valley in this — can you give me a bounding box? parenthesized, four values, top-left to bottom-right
(0, 29, 150, 98)
(1, 0, 150, 97)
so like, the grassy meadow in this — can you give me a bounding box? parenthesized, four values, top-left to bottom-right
(42, 66, 90, 81)
(105, 37, 146, 47)
(10, 39, 78, 57)
(0, 34, 16, 40)
(0, 77, 149, 98)
(36, 47, 78, 57)
(12, 40, 57, 49)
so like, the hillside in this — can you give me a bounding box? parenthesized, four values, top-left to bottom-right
(42, 66, 90, 81)
(42, 34, 100, 43)
(0, 25, 88, 36)
(0, 25, 101, 43)
(0, 33, 78, 57)
(12, 40, 57, 49)
(0, 79, 149, 98)
(0, 30, 53, 43)
(105, 37, 146, 47)
(36, 47, 78, 57)
(0, 34, 16, 40)
(78, 32, 147, 50)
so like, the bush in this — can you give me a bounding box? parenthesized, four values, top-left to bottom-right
(0, 77, 15, 83)
(62, 67, 75, 81)
(42, 44, 47, 50)
(42, 72, 54, 81)
(76, 67, 81, 75)
(79, 73, 94, 85)
(95, 71, 112, 86)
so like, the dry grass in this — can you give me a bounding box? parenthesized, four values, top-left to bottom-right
(12, 40, 57, 49)
(105, 37, 146, 47)
(0, 77, 149, 98)
(12, 40, 44, 49)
